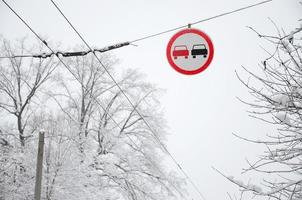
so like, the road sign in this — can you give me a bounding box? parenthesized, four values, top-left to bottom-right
(166, 28, 214, 75)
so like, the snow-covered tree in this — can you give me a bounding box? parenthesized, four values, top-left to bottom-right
(0, 39, 184, 200)
(0, 37, 58, 199)
(222, 20, 302, 200)
(0, 37, 58, 147)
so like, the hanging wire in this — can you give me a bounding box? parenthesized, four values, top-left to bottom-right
(0, 0, 274, 199)
(49, 0, 273, 199)
(0, 1, 187, 199)
(129, 0, 273, 43)
(49, 0, 216, 199)
(0, 42, 130, 59)
(0, 54, 37, 59)
(0, 0, 273, 60)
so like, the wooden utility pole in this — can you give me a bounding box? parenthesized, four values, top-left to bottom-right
(34, 131, 45, 200)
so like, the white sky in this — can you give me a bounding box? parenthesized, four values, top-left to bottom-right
(0, 0, 301, 199)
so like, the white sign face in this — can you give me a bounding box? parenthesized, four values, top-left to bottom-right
(166, 28, 214, 75)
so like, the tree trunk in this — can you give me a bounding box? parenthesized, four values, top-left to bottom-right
(17, 115, 25, 147)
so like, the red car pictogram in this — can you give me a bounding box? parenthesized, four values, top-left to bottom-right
(173, 45, 189, 59)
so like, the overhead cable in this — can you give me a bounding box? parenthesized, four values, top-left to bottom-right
(1, 1, 186, 199)
(49, 0, 243, 199)
(48, 1, 274, 199)
(0, 0, 273, 60)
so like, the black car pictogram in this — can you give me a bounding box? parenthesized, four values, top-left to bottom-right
(191, 44, 208, 58)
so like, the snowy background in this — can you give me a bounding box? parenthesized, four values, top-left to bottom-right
(0, 0, 301, 199)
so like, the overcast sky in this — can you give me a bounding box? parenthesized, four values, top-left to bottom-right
(0, 0, 301, 199)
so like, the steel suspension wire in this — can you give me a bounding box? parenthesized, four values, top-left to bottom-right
(0, 0, 272, 60)
(49, 1, 274, 199)
(1, 1, 186, 199)
(0, 42, 130, 59)
(0, 0, 84, 89)
(1, 0, 274, 199)
(49, 0, 212, 199)
(0, 54, 36, 59)
(129, 0, 273, 43)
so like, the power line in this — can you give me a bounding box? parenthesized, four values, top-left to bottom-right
(129, 0, 273, 43)
(0, 1, 186, 199)
(1, 0, 273, 60)
(1, 0, 274, 199)
(49, 1, 273, 200)
(49, 1, 207, 200)
(0, 54, 37, 59)
(0, 0, 85, 89)
(0, 42, 130, 59)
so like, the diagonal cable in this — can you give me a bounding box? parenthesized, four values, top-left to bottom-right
(49, 0, 211, 199)
(1, 1, 186, 199)
(0, 0, 273, 60)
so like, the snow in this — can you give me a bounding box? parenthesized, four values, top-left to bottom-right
(282, 39, 289, 47)
(272, 94, 290, 106)
(229, 176, 264, 194)
(233, 179, 244, 186)
(248, 184, 263, 193)
(294, 101, 302, 108)
(281, 38, 294, 52)
(296, 88, 302, 96)
(276, 112, 291, 125)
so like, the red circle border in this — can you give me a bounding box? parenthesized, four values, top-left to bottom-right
(166, 28, 214, 75)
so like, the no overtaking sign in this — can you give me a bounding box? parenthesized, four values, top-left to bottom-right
(166, 28, 214, 75)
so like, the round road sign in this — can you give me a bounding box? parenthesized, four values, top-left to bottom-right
(166, 28, 214, 75)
